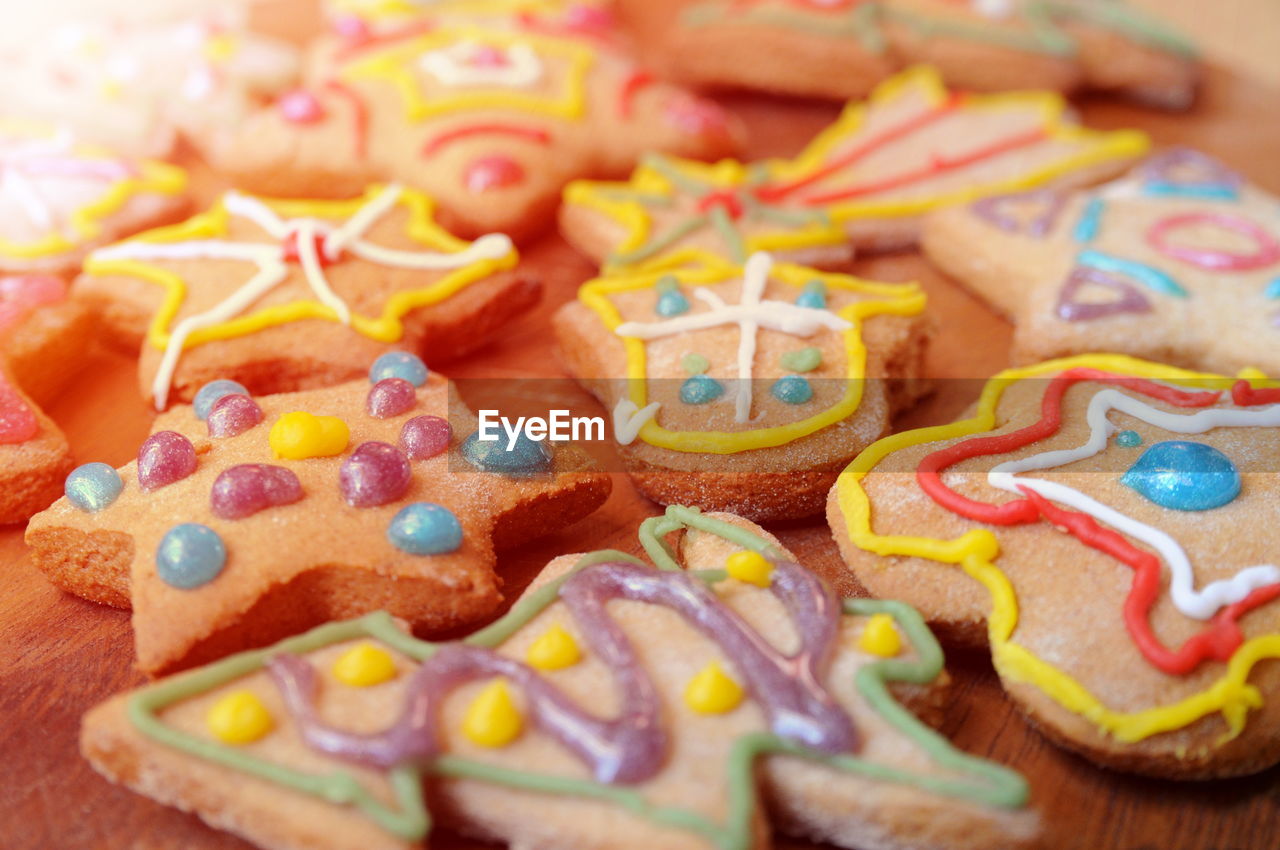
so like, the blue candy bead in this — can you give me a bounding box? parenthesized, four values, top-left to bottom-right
(193, 380, 249, 420)
(65, 462, 123, 512)
(387, 502, 464, 555)
(370, 351, 429, 387)
(1116, 430, 1143, 448)
(656, 289, 690, 317)
(462, 431, 553, 474)
(1120, 440, 1241, 512)
(156, 523, 227, 589)
(796, 280, 827, 309)
(771, 375, 813, 404)
(680, 374, 724, 405)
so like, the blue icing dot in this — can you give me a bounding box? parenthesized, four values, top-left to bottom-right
(156, 523, 227, 589)
(370, 351, 429, 387)
(462, 430, 552, 474)
(796, 279, 826, 309)
(1120, 440, 1241, 512)
(680, 374, 724, 405)
(193, 380, 249, 420)
(771, 375, 813, 404)
(387, 502, 463, 555)
(65, 462, 123, 512)
(1116, 430, 1143, 448)
(656, 289, 690, 317)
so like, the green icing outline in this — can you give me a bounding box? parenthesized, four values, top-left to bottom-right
(126, 506, 1028, 848)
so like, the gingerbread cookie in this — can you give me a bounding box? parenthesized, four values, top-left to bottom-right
(26, 356, 610, 674)
(828, 354, 1280, 778)
(82, 506, 1037, 850)
(75, 183, 532, 410)
(922, 148, 1280, 377)
(0, 121, 188, 275)
(554, 252, 929, 520)
(212, 4, 743, 240)
(617, 0, 1197, 108)
(562, 67, 1149, 272)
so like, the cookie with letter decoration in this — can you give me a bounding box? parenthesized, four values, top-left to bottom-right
(81, 506, 1038, 850)
(561, 67, 1149, 272)
(74, 183, 532, 410)
(26, 357, 610, 674)
(616, 0, 1197, 108)
(922, 148, 1280, 377)
(828, 354, 1280, 778)
(213, 2, 742, 240)
(555, 251, 929, 521)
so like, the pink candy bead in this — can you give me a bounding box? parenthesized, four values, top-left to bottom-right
(399, 415, 452, 460)
(137, 431, 198, 492)
(207, 394, 264, 438)
(339, 442, 411, 507)
(278, 89, 326, 124)
(465, 155, 524, 193)
(211, 464, 303, 520)
(366, 378, 417, 419)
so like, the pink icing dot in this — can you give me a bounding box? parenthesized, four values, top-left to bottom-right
(0, 275, 67, 333)
(563, 3, 614, 31)
(465, 156, 525, 193)
(367, 378, 416, 419)
(339, 442, 412, 507)
(0, 379, 38, 445)
(663, 98, 730, 136)
(138, 431, 198, 492)
(211, 464, 303, 520)
(470, 44, 510, 67)
(332, 14, 370, 41)
(207, 394, 264, 438)
(278, 90, 326, 124)
(400, 415, 452, 460)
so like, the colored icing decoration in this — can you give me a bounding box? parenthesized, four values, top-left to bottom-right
(463, 155, 525, 193)
(664, 97, 731, 136)
(0, 274, 67, 331)
(654, 275, 690, 317)
(278, 90, 326, 123)
(1120, 440, 1242, 512)
(420, 40, 544, 89)
(1055, 265, 1152, 322)
(340, 442, 412, 507)
(211, 464, 304, 520)
(333, 643, 398, 687)
(1146, 213, 1280, 271)
(971, 189, 1066, 238)
(611, 399, 661, 446)
(399, 415, 452, 459)
(1140, 147, 1241, 199)
(137, 431, 198, 492)
(680, 374, 724, 405)
(194, 379, 250, 420)
(156, 522, 227, 589)
(771, 375, 814, 405)
(526, 624, 582, 671)
(0, 378, 38, 445)
(857, 613, 901, 658)
(1076, 249, 1187, 297)
(367, 378, 417, 418)
(1116, 430, 1143, 448)
(795, 280, 826, 309)
(680, 352, 710, 375)
(725, 550, 773, 588)
(207, 394, 264, 438)
(462, 679, 524, 748)
(370, 350, 430, 387)
(65, 462, 124, 512)
(270, 412, 351, 460)
(387, 502, 464, 555)
(684, 662, 745, 715)
(207, 691, 273, 745)
(461, 431, 552, 474)
(1072, 197, 1104, 242)
(780, 347, 822, 372)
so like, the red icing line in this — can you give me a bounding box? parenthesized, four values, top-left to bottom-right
(324, 79, 369, 160)
(1232, 378, 1280, 406)
(618, 69, 654, 119)
(0, 377, 38, 445)
(1145, 212, 1280, 271)
(332, 20, 435, 63)
(422, 124, 552, 156)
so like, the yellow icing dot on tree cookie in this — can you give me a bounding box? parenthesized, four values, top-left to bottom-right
(206, 691, 273, 745)
(725, 551, 773, 588)
(526, 624, 582, 671)
(684, 662, 745, 715)
(462, 679, 523, 748)
(332, 643, 397, 687)
(269, 412, 350, 460)
(858, 613, 902, 658)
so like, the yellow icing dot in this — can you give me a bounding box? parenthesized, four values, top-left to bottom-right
(462, 679, 523, 748)
(684, 662, 745, 715)
(203, 33, 239, 63)
(332, 643, 397, 687)
(725, 550, 773, 588)
(526, 624, 582, 671)
(269, 412, 350, 460)
(858, 613, 902, 658)
(206, 691, 273, 745)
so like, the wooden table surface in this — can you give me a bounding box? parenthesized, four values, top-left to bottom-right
(2, 13, 1279, 850)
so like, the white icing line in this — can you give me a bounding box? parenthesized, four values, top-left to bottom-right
(223, 190, 290, 238)
(419, 40, 543, 89)
(612, 399, 661, 445)
(293, 219, 351, 325)
(348, 232, 514, 270)
(324, 184, 402, 257)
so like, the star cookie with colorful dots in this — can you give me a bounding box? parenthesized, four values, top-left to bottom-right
(80, 506, 1038, 850)
(828, 354, 1280, 778)
(75, 183, 532, 410)
(212, 5, 742, 240)
(26, 356, 611, 674)
(554, 251, 929, 520)
(561, 66, 1149, 272)
(922, 148, 1280, 377)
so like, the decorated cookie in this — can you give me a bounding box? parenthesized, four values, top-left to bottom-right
(0, 121, 188, 275)
(617, 0, 1197, 108)
(81, 506, 1037, 850)
(562, 67, 1149, 272)
(212, 3, 743, 240)
(74, 183, 531, 410)
(922, 148, 1280, 377)
(828, 354, 1280, 778)
(26, 361, 610, 674)
(554, 251, 929, 520)
(0, 12, 300, 158)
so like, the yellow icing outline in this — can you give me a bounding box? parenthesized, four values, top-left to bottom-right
(0, 121, 187, 261)
(82, 184, 519, 355)
(329, 0, 564, 23)
(834, 353, 1280, 744)
(579, 255, 926, 453)
(343, 27, 594, 122)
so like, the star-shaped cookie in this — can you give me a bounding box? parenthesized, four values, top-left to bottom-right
(922, 148, 1280, 377)
(26, 365, 611, 674)
(82, 506, 1037, 850)
(561, 66, 1149, 272)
